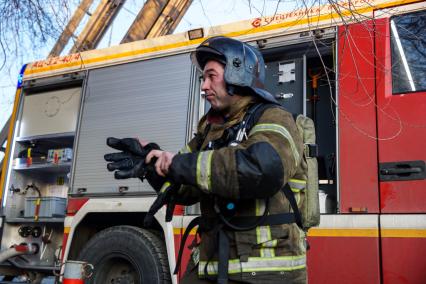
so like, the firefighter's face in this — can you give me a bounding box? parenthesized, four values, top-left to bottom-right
(201, 60, 240, 114)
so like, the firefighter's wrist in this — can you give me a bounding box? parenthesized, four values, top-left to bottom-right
(168, 152, 198, 186)
(144, 168, 167, 192)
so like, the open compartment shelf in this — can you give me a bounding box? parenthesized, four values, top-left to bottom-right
(13, 162, 72, 174)
(6, 217, 65, 224)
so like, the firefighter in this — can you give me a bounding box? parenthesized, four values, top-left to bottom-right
(147, 36, 306, 283)
(106, 36, 307, 283)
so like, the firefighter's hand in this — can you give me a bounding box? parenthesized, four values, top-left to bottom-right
(138, 138, 149, 147)
(106, 137, 146, 156)
(146, 150, 175, 177)
(104, 137, 161, 179)
(104, 151, 147, 179)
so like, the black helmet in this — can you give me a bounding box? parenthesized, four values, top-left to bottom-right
(191, 36, 278, 104)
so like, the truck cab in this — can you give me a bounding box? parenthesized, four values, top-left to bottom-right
(0, 1, 424, 283)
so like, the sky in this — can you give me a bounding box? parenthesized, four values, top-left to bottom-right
(0, 0, 299, 139)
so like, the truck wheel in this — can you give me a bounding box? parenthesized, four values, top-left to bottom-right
(78, 225, 171, 284)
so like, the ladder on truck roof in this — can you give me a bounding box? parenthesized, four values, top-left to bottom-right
(49, 0, 192, 57)
(121, 0, 193, 43)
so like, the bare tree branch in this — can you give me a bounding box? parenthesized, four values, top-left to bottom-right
(0, 0, 73, 72)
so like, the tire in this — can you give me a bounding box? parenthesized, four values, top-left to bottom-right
(78, 225, 171, 284)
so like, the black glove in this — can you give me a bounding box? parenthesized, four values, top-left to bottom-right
(104, 137, 162, 183)
(105, 137, 179, 226)
(144, 182, 179, 226)
(145, 167, 168, 191)
(104, 151, 143, 179)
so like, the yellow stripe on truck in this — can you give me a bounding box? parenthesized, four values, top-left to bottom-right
(381, 229, 426, 238)
(25, 37, 206, 75)
(174, 227, 426, 239)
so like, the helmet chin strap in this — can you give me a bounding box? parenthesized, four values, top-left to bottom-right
(226, 84, 236, 96)
(227, 84, 252, 98)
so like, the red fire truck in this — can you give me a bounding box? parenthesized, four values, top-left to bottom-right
(0, 0, 424, 283)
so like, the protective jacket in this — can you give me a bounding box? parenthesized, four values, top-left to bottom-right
(167, 96, 307, 283)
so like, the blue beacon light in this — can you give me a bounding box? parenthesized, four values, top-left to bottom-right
(16, 64, 27, 89)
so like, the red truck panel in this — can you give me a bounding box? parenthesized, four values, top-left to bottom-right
(380, 214, 426, 284)
(381, 236, 426, 284)
(338, 22, 379, 213)
(307, 235, 381, 284)
(375, 17, 426, 213)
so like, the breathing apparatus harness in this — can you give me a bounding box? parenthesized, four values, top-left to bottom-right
(174, 103, 303, 283)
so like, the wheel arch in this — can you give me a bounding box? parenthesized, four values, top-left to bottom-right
(62, 198, 179, 282)
(66, 211, 164, 260)
(77, 224, 172, 283)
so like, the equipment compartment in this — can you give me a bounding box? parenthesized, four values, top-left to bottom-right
(2, 84, 82, 222)
(0, 78, 83, 272)
(24, 197, 66, 218)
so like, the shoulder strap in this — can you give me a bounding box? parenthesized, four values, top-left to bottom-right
(233, 103, 281, 144)
(245, 103, 282, 131)
(281, 183, 303, 229)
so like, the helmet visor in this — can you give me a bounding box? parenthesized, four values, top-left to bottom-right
(190, 46, 226, 71)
